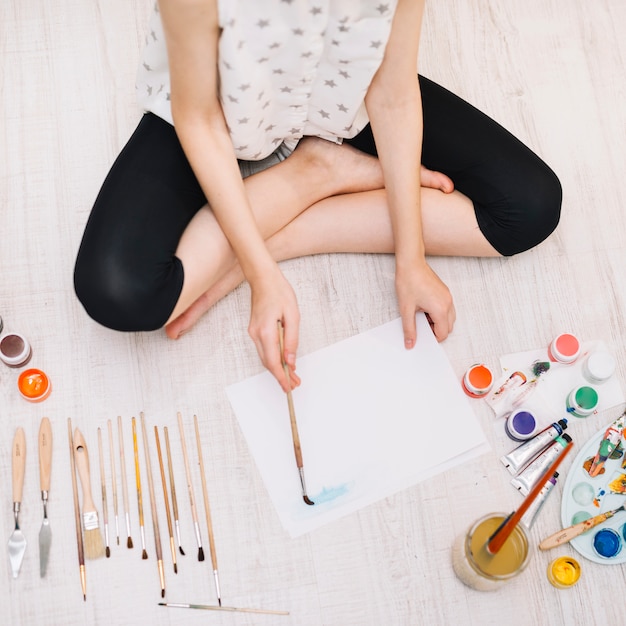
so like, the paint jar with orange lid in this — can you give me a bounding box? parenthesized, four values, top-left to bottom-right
(462, 364, 494, 398)
(451, 512, 531, 591)
(0, 332, 32, 368)
(18, 368, 51, 402)
(548, 333, 580, 364)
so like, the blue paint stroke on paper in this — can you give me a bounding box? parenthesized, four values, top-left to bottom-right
(312, 483, 351, 505)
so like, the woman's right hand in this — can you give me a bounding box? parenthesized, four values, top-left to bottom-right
(248, 265, 301, 393)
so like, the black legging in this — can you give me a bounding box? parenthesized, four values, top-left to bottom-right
(74, 75, 562, 331)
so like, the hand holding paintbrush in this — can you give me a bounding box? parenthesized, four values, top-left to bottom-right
(73, 428, 106, 560)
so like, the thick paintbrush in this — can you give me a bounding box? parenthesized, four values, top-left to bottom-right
(68, 419, 87, 600)
(73, 428, 105, 560)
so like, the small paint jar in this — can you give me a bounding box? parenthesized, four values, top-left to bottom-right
(592, 528, 622, 559)
(547, 556, 581, 588)
(0, 332, 32, 368)
(451, 512, 530, 591)
(462, 364, 494, 397)
(505, 409, 538, 442)
(548, 333, 581, 364)
(18, 368, 51, 402)
(566, 385, 599, 417)
(582, 351, 616, 384)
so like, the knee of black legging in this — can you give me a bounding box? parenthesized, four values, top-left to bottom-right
(74, 256, 181, 332)
(496, 169, 562, 257)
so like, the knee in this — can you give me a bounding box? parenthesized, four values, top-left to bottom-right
(74, 250, 182, 332)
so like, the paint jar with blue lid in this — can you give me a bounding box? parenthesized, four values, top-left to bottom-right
(566, 386, 599, 417)
(505, 408, 538, 442)
(593, 528, 622, 559)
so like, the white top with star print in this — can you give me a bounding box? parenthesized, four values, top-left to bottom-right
(136, 1, 397, 161)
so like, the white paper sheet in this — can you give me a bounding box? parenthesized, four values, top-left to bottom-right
(226, 314, 490, 537)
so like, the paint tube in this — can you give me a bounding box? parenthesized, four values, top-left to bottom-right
(520, 472, 559, 530)
(500, 419, 569, 475)
(511, 434, 572, 495)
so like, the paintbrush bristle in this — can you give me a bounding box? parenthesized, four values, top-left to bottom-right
(127, 536, 134, 549)
(84, 528, 106, 559)
(174, 563, 178, 574)
(179, 546, 185, 556)
(198, 547, 205, 562)
(142, 549, 148, 560)
(106, 546, 111, 558)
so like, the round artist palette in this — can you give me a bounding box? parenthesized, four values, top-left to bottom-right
(561, 421, 626, 564)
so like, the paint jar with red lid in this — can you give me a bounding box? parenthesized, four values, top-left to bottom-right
(0, 332, 33, 368)
(548, 333, 581, 364)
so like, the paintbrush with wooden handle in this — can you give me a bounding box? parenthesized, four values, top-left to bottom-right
(73, 428, 105, 559)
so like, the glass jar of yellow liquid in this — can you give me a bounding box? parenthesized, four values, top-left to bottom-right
(451, 513, 531, 591)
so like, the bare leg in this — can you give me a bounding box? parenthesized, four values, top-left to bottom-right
(166, 184, 499, 338)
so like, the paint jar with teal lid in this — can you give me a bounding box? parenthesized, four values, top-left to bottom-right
(567, 386, 598, 417)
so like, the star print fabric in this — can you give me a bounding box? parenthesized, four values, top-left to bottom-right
(136, 1, 397, 161)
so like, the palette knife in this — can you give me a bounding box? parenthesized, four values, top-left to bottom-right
(38, 417, 53, 576)
(8, 427, 27, 578)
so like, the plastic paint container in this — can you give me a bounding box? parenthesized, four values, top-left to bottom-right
(547, 556, 581, 588)
(18, 368, 51, 402)
(592, 528, 622, 559)
(451, 513, 530, 591)
(462, 364, 494, 397)
(0, 332, 32, 368)
(505, 409, 538, 442)
(548, 333, 581, 364)
(566, 386, 599, 417)
(583, 351, 616, 384)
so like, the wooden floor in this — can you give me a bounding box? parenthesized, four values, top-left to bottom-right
(2, 1, 626, 624)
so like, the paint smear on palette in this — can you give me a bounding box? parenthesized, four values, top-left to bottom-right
(593, 486, 607, 508)
(312, 483, 352, 505)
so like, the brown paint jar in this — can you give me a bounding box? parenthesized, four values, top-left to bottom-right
(0, 332, 33, 368)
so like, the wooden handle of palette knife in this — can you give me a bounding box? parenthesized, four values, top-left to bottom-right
(39, 417, 53, 492)
(277, 321, 304, 467)
(73, 428, 98, 512)
(12, 427, 27, 504)
(539, 511, 615, 550)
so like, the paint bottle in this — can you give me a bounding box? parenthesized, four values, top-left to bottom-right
(566, 385, 599, 417)
(548, 333, 581, 364)
(462, 364, 494, 397)
(547, 556, 581, 588)
(511, 434, 572, 495)
(520, 472, 558, 530)
(18, 368, 51, 402)
(451, 512, 530, 591)
(0, 332, 32, 368)
(504, 408, 538, 442)
(582, 351, 616, 384)
(500, 419, 568, 475)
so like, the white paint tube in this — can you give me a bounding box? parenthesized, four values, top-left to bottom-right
(520, 472, 559, 530)
(500, 419, 569, 475)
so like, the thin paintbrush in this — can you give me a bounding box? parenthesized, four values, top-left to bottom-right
(140, 413, 165, 597)
(67, 419, 86, 601)
(177, 412, 205, 561)
(159, 602, 289, 616)
(73, 428, 106, 559)
(107, 419, 120, 546)
(118, 415, 134, 549)
(194, 414, 221, 606)
(486, 439, 574, 554)
(277, 320, 314, 505)
(97, 428, 110, 558)
(132, 416, 148, 559)
(164, 426, 185, 556)
(155, 426, 177, 574)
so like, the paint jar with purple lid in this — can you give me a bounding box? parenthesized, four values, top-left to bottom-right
(451, 512, 530, 591)
(582, 351, 616, 385)
(505, 408, 538, 442)
(0, 332, 33, 368)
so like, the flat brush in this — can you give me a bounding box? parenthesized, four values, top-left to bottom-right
(140, 413, 165, 598)
(107, 419, 120, 546)
(194, 414, 221, 606)
(155, 426, 177, 574)
(118, 415, 134, 549)
(177, 412, 205, 561)
(132, 417, 148, 559)
(73, 428, 106, 560)
(164, 427, 185, 556)
(97, 428, 110, 558)
(277, 320, 314, 505)
(68, 419, 86, 600)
